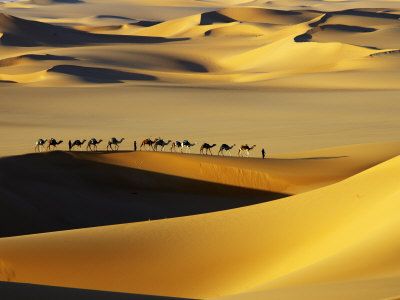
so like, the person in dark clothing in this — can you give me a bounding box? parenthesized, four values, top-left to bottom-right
(261, 148, 266, 159)
(134, 140, 137, 151)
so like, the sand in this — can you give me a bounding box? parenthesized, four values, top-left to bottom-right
(0, 0, 400, 299)
(0, 145, 400, 299)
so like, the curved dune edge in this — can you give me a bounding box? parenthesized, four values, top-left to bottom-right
(0, 146, 399, 298)
(74, 141, 400, 195)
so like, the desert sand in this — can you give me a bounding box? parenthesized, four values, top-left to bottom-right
(1, 143, 400, 300)
(0, 0, 400, 299)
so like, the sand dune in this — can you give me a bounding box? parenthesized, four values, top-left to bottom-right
(3, 141, 398, 237)
(0, 146, 399, 298)
(0, 1, 398, 87)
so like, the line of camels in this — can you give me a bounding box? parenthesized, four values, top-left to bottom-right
(34, 137, 258, 157)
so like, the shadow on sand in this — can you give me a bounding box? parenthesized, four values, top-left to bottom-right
(0, 152, 289, 238)
(48, 65, 157, 83)
(0, 282, 195, 300)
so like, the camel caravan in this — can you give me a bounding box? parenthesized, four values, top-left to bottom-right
(34, 137, 260, 157)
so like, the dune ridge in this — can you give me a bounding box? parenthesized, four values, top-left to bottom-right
(2, 141, 399, 237)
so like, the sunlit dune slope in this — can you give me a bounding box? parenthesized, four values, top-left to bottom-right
(78, 141, 400, 195)
(0, 146, 400, 298)
(215, 275, 400, 300)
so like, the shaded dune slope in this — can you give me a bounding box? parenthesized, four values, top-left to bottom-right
(0, 151, 399, 298)
(0, 281, 193, 300)
(0, 13, 185, 47)
(0, 151, 287, 238)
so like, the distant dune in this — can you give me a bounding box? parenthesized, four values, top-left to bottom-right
(0, 1, 399, 87)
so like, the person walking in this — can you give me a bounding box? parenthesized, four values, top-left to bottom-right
(134, 140, 137, 151)
(261, 148, 266, 159)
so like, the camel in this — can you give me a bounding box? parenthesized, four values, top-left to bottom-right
(182, 140, 196, 153)
(34, 138, 47, 152)
(47, 138, 63, 151)
(68, 139, 86, 151)
(87, 138, 102, 151)
(218, 144, 235, 156)
(170, 141, 183, 152)
(140, 138, 158, 151)
(154, 139, 171, 151)
(107, 137, 125, 151)
(200, 143, 216, 155)
(238, 144, 256, 157)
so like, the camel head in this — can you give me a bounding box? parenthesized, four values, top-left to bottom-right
(82, 139, 86, 144)
(98, 139, 103, 144)
(211, 144, 216, 147)
(251, 145, 256, 149)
